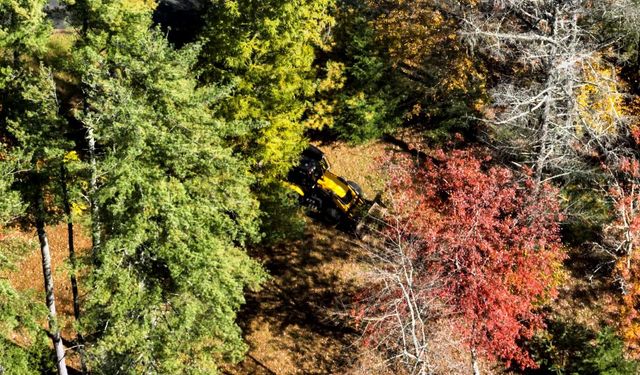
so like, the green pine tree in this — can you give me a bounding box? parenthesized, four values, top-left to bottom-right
(199, 0, 334, 178)
(310, 1, 403, 143)
(65, 1, 267, 372)
(198, 0, 334, 242)
(578, 328, 639, 375)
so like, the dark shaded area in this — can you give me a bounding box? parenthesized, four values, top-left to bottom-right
(381, 133, 430, 161)
(45, 0, 67, 29)
(153, 0, 204, 48)
(229, 221, 362, 374)
(521, 318, 597, 374)
(518, 318, 638, 375)
(562, 240, 616, 286)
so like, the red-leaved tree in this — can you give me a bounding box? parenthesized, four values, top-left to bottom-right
(355, 148, 564, 373)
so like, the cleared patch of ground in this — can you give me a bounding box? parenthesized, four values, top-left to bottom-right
(313, 140, 389, 199)
(223, 140, 398, 374)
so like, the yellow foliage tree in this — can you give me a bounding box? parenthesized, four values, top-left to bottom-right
(372, 0, 484, 104)
(576, 56, 626, 136)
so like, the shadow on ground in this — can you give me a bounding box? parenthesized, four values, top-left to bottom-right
(226, 220, 364, 375)
(552, 246, 618, 329)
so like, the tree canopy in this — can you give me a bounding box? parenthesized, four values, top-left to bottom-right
(2, 0, 640, 373)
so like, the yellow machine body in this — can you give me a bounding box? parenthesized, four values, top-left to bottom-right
(285, 145, 377, 228)
(316, 171, 357, 213)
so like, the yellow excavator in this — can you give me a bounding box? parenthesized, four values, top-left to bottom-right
(285, 145, 382, 230)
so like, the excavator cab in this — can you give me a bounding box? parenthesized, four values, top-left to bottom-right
(285, 145, 328, 194)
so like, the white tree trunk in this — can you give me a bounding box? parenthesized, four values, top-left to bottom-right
(36, 193, 68, 375)
(60, 166, 86, 374)
(471, 348, 480, 375)
(87, 125, 101, 260)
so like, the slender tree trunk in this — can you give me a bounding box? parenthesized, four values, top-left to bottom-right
(60, 166, 87, 374)
(35, 189, 69, 375)
(534, 6, 559, 186)
(471, 347, 480, 375)
(60, 166, 81, 321)
(87, 125, 101, 261)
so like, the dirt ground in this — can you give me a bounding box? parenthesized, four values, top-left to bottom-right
(225, 220, 365, 375)
(314, 141, 389, 199)
(4, 222, 90, 371)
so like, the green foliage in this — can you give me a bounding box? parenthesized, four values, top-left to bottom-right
(0, 0, 50, 62)
(0, 0, 70, 220)
(591, 0, 640, 65)
(199, 0, 335, 180)
(526, 320, 638, 375)
(0, 154, 24, 225)
(311, 1, 487, 144)
(65, 2, 268, 370)
(0, 284, 52, 375)
(258, 182, 306, 245)
(44, 32, 76, 67)
(579, 328, 639, 375)
(560, 184, 612, 246)
(311, 3, 402, 143)
(0, 0, 75, 372)
(198, 0, 335, 243)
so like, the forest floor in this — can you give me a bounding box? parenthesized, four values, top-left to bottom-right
(4, 138, 621, 374)
(225, 220, 364, 375)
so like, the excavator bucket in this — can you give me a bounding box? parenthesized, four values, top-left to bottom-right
(355, 200, 387, 238)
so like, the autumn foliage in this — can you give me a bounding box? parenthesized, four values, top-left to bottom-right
(599, 156, 640, 353)
(357, 148, 565, 370)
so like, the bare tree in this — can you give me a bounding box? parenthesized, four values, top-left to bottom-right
(462, 0, 626, 183)
(591, 148, 640, 291)
(354, 215, 469, 375)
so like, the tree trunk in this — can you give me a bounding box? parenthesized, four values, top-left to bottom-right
(534, 7, 559, 185)
(471, 347, 480, 375)
(60, 166, 87, 374)
(60, 166, 81, 321)
(35, 190, 69, 375)
(87, 126, 101, 261)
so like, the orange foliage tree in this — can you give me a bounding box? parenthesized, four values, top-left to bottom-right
(371, 0, 485, 137)
(309, 0, 485, 142)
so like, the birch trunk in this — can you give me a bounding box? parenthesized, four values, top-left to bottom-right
(87, 125, 101, 260)
(471, 348, 480, 375)
(35, 190, 68, 375)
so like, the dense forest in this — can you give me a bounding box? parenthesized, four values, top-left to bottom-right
(2, 0, 640, 374)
